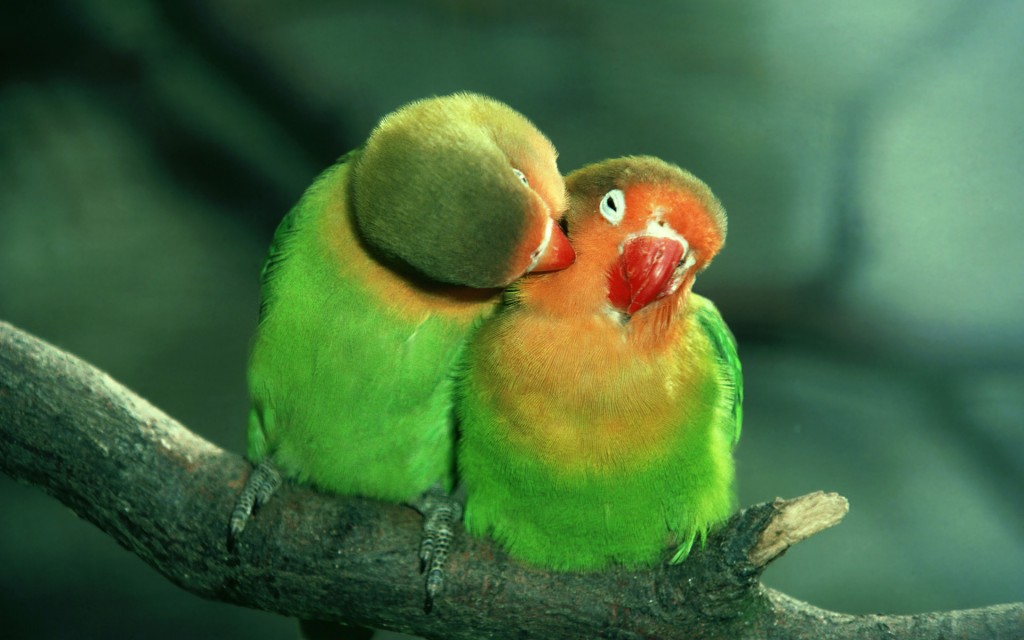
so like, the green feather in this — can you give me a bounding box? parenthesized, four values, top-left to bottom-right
(693, 295, 743, 446)
(245, 93, 565, 507)
(247, 160, 479, 501)
(456, 154, 739, 570)
(256, 149, 362, 323)
(456, 294, 742, 570)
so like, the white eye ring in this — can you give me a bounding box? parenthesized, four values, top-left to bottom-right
(599, 188, 625, 225)
(512, 167, 529, 186)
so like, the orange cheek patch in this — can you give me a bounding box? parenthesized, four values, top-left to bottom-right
(625, 183, 724, 262)
(504, 195, 551, 280)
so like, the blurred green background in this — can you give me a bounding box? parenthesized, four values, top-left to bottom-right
(1, 1, 1022, 638)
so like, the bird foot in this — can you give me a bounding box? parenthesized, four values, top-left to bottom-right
(410, 484, 462, 612)
(229, 458, 282, 540)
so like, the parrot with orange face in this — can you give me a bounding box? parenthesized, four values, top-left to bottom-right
(456, 155, 741, 570)
(229, 93, 574, 599)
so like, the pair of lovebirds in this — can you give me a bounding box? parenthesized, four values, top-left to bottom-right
(230, 93, 742, 599)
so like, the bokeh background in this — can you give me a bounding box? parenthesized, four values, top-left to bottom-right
(1, 1, 1022, 638)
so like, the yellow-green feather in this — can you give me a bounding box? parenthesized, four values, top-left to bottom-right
(247, 158, 489, 501)
(456, 294, 741, 570)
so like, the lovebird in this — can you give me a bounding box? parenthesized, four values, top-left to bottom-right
(231, 94, 574, 596)
(456, 156, 742, 570)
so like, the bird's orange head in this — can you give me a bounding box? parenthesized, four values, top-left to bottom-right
(563, 156, 726, 319)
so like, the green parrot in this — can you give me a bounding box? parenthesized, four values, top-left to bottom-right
(456, 156, 741, 570)
(230, 93, 574, 597)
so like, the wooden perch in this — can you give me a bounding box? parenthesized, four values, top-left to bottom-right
(0, 320, 1021, 639)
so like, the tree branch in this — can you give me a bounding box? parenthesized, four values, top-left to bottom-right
(1, 320, 1020, 639)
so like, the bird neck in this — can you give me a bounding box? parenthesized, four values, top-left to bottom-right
(517, 267, 690, 356)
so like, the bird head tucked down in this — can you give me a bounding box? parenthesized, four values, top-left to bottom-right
(559, 156, 726, 322)
(350, 93, 574, 288)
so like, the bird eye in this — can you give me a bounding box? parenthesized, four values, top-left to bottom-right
(512, 168, 529, 186)
(599, 189, 625, 225)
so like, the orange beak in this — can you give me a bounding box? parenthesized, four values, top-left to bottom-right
(528, 219, 576, 273)
(607, 236, 685, 315)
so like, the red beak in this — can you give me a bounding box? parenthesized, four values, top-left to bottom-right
(607, 236, 685, 314)
(528, 220, 576, 273)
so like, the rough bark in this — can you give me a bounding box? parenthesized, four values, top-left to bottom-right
(0, 320, 1020, 639)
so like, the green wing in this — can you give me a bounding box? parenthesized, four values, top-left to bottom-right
(256, 149, 362, 323)
(694, 297, 743, 446)
(256, 201, 300, 323)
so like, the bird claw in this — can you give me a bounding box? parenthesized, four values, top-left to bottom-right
(229, 458, 282, 540)
(411, 485, 462, 611)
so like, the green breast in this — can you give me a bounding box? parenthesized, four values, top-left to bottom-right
(246, 165, 480, 502)
(457, 299, 739, 570)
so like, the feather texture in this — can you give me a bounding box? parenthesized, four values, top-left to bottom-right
(245, 94, 569, 504)
(248, 160, 491, 500)
(456, 156, 741, 570)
